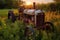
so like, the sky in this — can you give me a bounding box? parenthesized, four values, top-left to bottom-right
(22, 0, 54, 4)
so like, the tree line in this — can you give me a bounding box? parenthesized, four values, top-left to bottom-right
(0, 0, 60, 11)
(0, 0, 23, 9)
(37, 2, 60, 11)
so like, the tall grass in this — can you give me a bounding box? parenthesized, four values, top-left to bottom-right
(0, 10, 60, 40)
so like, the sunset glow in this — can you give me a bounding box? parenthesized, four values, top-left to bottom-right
(23, 0, 54, 4)
(25, 1, 32, 5)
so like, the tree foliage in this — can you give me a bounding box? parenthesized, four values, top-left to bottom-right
(0, 0, 24, 9)
(37, 2, 60, 11)
(54, 0, 60, 3)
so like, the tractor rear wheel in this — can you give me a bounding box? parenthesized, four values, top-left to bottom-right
(43, 22, 55, 32)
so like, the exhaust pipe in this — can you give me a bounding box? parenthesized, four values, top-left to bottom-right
(33, 2, 36, 9)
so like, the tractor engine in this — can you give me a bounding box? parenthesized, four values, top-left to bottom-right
(23, 9, 45, 29)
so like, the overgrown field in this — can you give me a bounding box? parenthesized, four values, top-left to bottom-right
(0, 9, 60, 40)
(0, 9, 18, 17)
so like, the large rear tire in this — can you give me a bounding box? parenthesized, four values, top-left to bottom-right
(44, 22, 55, 32)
